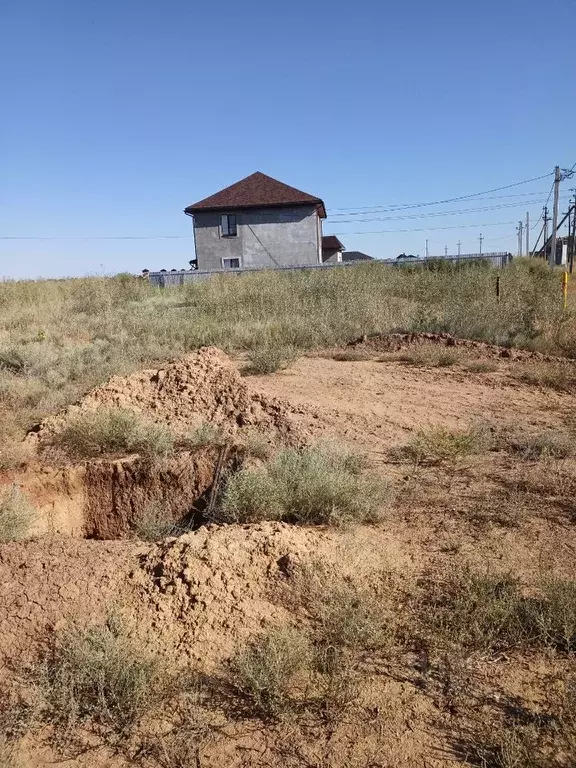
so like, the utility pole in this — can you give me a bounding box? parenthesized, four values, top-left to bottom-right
(526, 211, 530, 256)
(444, 245, 448, 257)
(543, 206, 549, 260)
(425, 239, 429, 259)
(571, 194, 576, 273)
(457, 240, 461, 256)
(479, 233, 484, 257)
(517, 221, 523, 257)
(550, 165, 562, 267)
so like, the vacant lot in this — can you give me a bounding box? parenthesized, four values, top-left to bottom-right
(1, 260, 576, 767)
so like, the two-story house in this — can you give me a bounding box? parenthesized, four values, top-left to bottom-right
(184, 172, 328, 271)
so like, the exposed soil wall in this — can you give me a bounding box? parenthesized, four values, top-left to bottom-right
(83, 447, 237, 539)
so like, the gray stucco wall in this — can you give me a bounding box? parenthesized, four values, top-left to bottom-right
(322, 248, 343, 264)
(192, 205, 322, 271)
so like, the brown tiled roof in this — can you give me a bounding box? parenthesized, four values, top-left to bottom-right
(322, 235, 344, 251)
(184, 171, 326, 218)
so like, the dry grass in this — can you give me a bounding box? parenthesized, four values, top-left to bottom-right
(180, 422, 226, 449)
(46, 407, 174, 460)
(243, 345, 297, 375)
(0, 259, 569, 459)
(39, 618, 168, 736)
(396, 425, 493, 465)
(512, 361, 576, 393)
(502, 429, 574, 460)
(215, 443, 390, 526)
(465, 360, 499, 373)
(132, 502, 179, 541)
(387, 347, 462, 368)
(415, 567, 576, 655)
(229, 628, 312, 719)
(0, 485, 37, 542)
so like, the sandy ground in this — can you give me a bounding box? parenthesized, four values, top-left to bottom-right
(1, 342, 575, 767)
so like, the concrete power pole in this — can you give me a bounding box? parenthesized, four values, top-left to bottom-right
(550, 165, 562, 266)
(526, 212, 530, 256)
(457, 240, 461, 256)
(517, 221, 524, 256)
(444, 245, 448, 257)
(543, 206, 549, 260)
(479, 233, 484, 257)
(425, 239, 429, 259)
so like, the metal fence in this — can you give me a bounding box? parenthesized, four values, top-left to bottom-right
(148, 252, 513, 287)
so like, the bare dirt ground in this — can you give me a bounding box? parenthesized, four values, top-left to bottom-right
(1, 338, 576, 767)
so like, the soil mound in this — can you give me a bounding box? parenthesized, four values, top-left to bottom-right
(33, 347, 298, 446)
(130, 522, 325, 668)
(0, 523, 327, 669)
(348, 331, 567, 361)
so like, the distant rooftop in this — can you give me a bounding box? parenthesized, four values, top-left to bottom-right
(322, 235, 345, 250)
(342, 250, 373, 262)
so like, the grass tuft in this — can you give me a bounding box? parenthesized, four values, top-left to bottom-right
(0, 484, 36, 542)
(47, 407, 174, 460)
(132, 502, 178, 541)
(396, 425, 492, 465)
(40, 618, 166, 735)
(243, 346, 297, 375)
(215, 443, 389, 526)
(229, 628, 312, 719)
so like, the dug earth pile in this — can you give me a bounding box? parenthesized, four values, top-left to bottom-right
(8, 348, 301, 538)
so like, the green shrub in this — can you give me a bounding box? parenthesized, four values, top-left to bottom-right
(216, 444, 389, 526)
(0, 485, 36, 542)
(229, 628, 312, 719)
(48, 407, 174, 460)
(521, 577, 576, 653)
(40, 619, 165, 734)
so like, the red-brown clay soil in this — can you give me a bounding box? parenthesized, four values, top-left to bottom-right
(1, 338, 576, 767)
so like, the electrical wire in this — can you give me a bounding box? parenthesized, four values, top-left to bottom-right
(330, 221, 517, 236)
(329, 199, 558, 224)
(327, 172, 553, 214)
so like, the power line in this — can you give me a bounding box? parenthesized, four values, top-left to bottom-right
(328, 172, 553, 214)
(330, 221, 517, 236)
(328, 190, 560, 216)
(329, 198, 561, 224)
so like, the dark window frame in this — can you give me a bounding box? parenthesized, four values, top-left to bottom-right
(220, 213, 237, 238)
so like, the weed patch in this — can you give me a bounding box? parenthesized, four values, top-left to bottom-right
(502, 429, 573, 460)
(47, 407, 174, 460)
(243, 346, 297, 375)
(0, 485, 36, 542)
(132, 503, 179, 541)
(229, 628, 312, 719)
(215, 444, 389, 526)
(396, 425, 492, 465)
(40, 618, 167, 736)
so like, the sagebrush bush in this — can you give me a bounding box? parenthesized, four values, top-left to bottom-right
(417, 567, 576, 655)
(40, 619, 166, 734)
(216, 444, 389, 526)
(48, 407, 174, 460)
(229, 628, 312, 719)
(0, 485, 36, 542)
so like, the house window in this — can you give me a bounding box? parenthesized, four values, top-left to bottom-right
(220, 214, 237, 237)
(222, 257, 240, 270)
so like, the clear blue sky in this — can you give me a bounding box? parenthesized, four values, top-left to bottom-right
(1, 0, 574, 278)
